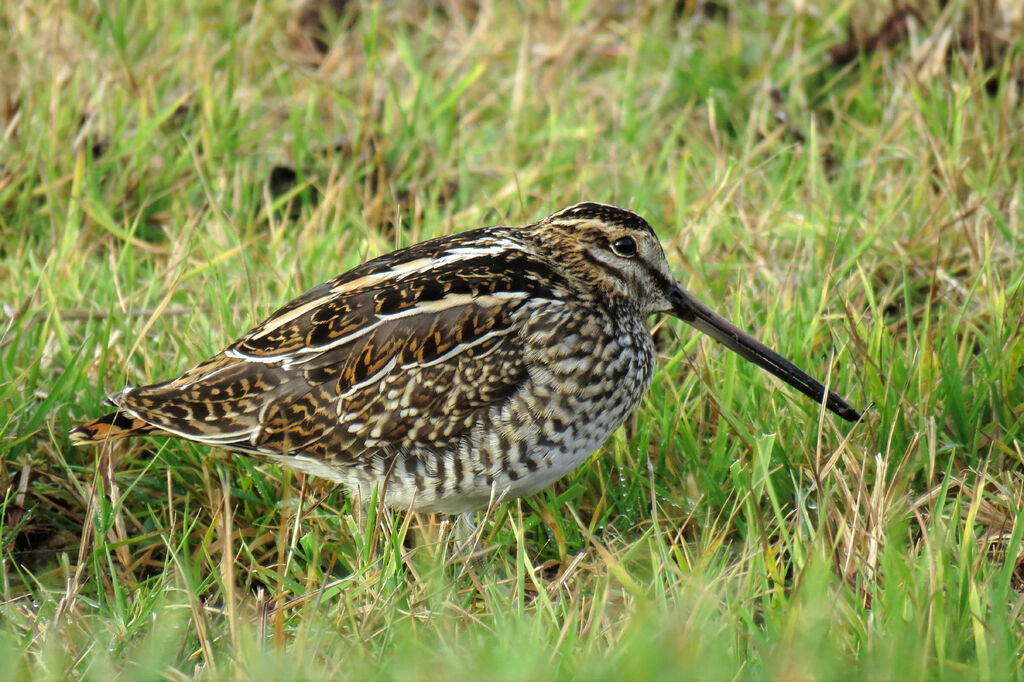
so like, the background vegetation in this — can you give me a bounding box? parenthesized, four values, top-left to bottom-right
(2, 0, 1023, 678)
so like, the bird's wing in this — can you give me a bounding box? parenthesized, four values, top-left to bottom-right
(106, 230, 572, 463)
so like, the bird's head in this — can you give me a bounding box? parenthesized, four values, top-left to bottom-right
(530, 202, 861, 422)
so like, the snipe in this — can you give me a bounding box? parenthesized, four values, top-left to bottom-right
(71, 203, 860, 513)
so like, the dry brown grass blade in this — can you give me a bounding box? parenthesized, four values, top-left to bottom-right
(818, 423, 917, 594)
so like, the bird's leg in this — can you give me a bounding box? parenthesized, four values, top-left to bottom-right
(454, 512, 479, 550)
(452, 482, 515, 578)
(451, 511, 493, 580)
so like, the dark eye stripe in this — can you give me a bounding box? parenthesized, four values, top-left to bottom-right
(579, 248, 630, 284)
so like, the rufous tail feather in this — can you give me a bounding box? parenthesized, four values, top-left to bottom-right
(69, 412, 160, 445)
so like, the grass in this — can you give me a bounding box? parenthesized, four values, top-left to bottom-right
(2, 0, 1023, 678)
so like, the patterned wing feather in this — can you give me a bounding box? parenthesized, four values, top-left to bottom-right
(73, 231, 567, 472)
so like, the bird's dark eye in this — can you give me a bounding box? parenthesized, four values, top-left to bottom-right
(611, 236, 637, 257)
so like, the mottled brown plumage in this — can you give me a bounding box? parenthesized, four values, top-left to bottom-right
(71, 203, 860, 513)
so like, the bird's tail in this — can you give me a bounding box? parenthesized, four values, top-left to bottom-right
(69, 411, 160, 445)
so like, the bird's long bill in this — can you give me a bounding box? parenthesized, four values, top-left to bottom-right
(669, 285, 861, 422)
